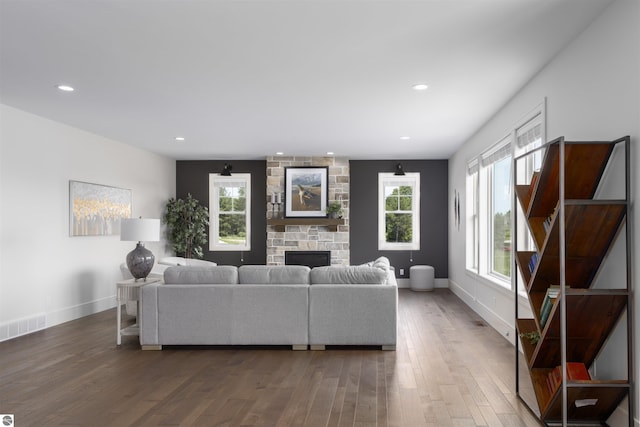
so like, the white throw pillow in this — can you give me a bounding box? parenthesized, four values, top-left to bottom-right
(371, 256, 391, 271)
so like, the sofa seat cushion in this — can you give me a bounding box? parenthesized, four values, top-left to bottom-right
(310, 266, 387, 285)
(163, 266, 238, 284)
(238, 265, 311, 285)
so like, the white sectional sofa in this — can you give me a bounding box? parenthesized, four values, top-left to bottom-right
(139, 262, 397, 351)
(308, 266, 397, 350)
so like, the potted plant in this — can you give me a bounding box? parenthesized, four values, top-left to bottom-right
(163, 193, 209, 259)
(326, 201, 343, 219)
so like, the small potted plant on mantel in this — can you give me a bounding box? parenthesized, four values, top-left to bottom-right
(326, 201, 343, 219)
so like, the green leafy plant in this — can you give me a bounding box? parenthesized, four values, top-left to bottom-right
(519, 331, 540, 345)
(163, 193, 209, 259)
(326, 201, 343, 218)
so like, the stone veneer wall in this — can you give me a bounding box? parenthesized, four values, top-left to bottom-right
(266, 156, 349, 266)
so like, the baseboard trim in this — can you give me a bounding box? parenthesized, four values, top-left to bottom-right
(0, 296, 116, 343)
(397, 278, 448, 289)
(448, 279, 514, 345)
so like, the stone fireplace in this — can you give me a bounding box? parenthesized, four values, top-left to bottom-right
(266, 156, 349, 266)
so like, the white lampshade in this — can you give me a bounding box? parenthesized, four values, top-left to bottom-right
(120, 218, 160, 242)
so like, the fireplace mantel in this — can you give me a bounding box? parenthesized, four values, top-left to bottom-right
(267, 218, 345, 232)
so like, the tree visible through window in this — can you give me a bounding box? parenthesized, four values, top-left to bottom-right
(218, 185, 247, 246)
(379, 173, 420, 250)
(491, 156, 511, 277)
(385, 185, 413, 243)
(210, 174, 251, 251)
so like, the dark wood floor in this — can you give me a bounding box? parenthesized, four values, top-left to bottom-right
(0, 289, 541, 426)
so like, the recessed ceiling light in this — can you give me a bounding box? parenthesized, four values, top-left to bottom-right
(412, 83, 428, 91)
(276, 152, 284, 156)
(326, 152, 334, 156)
(57, 85, 74, 92)
(175, 137, 185, 141)
(400, 136, 411, 140)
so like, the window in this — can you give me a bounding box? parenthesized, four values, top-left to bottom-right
(466, 101, 545, 290)
(466, 160, 479, 272)
(209, 173, 251, 251)
(489, 153, 512, 279)
(378, 173, 420, 250)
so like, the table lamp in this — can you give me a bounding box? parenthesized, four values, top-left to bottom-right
(120, 217, 160, 281)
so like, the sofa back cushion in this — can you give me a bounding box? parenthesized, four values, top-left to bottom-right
(238, 265, 311, 285)
(159, 257, 217, 267)
(310, 266, 387, 285)
(163, 266, 238, 285)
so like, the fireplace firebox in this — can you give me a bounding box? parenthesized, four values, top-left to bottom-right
(284, 251, 331, 268)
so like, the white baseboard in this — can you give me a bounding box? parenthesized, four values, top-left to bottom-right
(397, 277, 449, 289)
(448, 279, 514, 345)
(0, 296, 116, 343)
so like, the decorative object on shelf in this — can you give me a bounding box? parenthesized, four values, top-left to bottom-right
(326, 201, 343, 219)
(69, 180, 131, 236)
(163, 194, 209, 259)
(269, 192, 283, 218)
(120, 217, 160, 281)
(221, 163, 232, 176)
(519, 330, 540, 345)
(394, 163, 405, 176)
(284, 166, 328, 218)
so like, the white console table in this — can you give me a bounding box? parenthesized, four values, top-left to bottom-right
(116, 278, 161, 345)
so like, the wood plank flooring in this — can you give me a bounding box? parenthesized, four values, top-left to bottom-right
(0, 289, 541, 426)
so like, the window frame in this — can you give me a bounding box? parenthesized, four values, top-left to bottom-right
(465, 100, 545, 292)
(513, 106, 545, 295)
(378, 172, 420, 251)
(466, 160, 479, 273)
(209, 173, 251, 252)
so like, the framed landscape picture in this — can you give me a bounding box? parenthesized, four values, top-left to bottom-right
(284, 167, 328, 218)
(69, 180, 132, 236)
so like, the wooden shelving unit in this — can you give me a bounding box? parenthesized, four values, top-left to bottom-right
(267, 217, 345, 232)
(514, 136, 632, 426)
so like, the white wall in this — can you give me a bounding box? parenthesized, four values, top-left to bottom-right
(0, 104, 175, 341)
(448, 0, 639, 424)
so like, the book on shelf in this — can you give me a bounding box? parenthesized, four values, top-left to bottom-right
(542, 204, 559, 233)
(528, 253, 539, 274)
(539, 285, 566, 328)
(539, 299, 555, 328)
(546, 362, 591, 395)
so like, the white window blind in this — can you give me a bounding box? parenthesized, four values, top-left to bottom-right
(480, 136, 511, 167)
(467, 158, 479, 175)
(516, 113, 542, 148)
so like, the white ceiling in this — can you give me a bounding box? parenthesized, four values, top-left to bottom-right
(0, 0, 613, 160)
